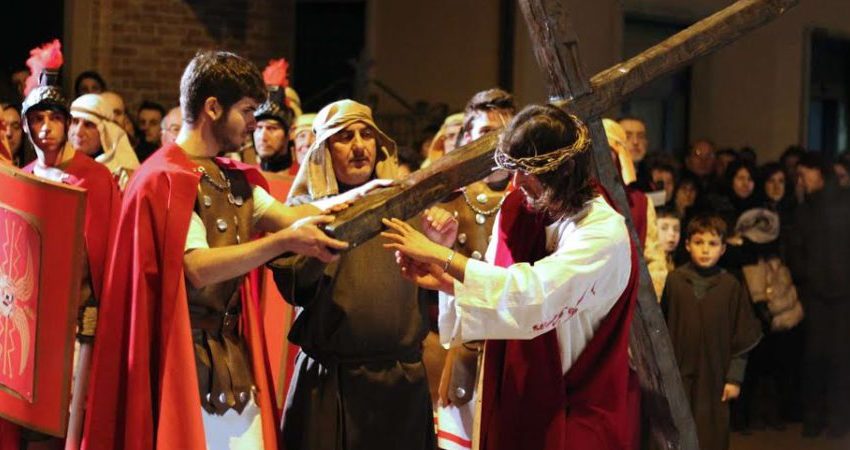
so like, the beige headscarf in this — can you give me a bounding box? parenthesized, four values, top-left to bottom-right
(70, 94, 140, 175)
(288, 99, 398, 201)
(290, 112, 317, 139)
(421, 112, 464, 169)
(602, 118, 637, 185)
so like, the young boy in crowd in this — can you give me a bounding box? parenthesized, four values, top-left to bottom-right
(656, 207, 682, 274)
(661, 215, 762, 450)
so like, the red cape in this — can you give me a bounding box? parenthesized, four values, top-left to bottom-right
(479, 189, 641, 450)
(81, 144, 279, 450)
(0, 152, 120, 450)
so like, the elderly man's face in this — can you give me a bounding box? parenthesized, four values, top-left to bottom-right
(69, 117, 101, 156)
(619, 118, 648, 162)
(328, 122, 377, 186)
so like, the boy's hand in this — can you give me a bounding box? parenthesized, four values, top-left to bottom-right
(721, 383, 741, 402)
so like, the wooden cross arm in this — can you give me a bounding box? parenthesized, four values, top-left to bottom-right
(564, 0, 799, 116)
(322, 132, 498, 246)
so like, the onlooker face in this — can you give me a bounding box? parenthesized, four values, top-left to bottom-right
(211, 97, 258, 154)
(764, 170, 786, 202)
(160, 107, 182, 147)
(11, 70, 29, 98)
(834, 163, 850, 188)
(328, 121, 377, 186)
(253, 119, 288, 159)
(686, 141, 715, 177)
(443, 123, 462, 154)
(466, 109, 512, 143)
(651, 168, 675, 202)
(619, 118, 648, 162)
(293, 129, 315, 165)
(686, 231, 726, 269)
(77, 76, 104, 95)
(715, 152, 737, 178)
(2, 107, 23, 157)
(26, 109, 67, 154)
(797, 165, 824, 195)
(657, 217, 681, 253)
(69, 117, 101, 156)
(138, 108, 163, 144)
(732, 167, 755, 199)
(101, 92, 135, 139)
(675, 181, 698, 211)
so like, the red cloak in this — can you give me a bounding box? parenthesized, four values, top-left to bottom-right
(479, 189, 641, 450)
(0, 152, 120, 450)
(81, 144, 279, 450)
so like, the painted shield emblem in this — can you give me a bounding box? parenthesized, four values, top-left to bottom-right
(0, 207, 40, 402)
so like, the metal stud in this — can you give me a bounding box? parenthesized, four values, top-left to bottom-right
(471, 251, 483, 260)
(476, 193, 488, 204)
(216, 218, 228, 232)
(239, 391, 249, 403)
(457, 233, 467, 245)
(455, 387, 467, 398)
(218, 392, 227, 404)
(475, 213, 486, 225)
(203, 195, 212, 207)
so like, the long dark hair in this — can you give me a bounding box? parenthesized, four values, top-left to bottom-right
(497, 104, 596, 220)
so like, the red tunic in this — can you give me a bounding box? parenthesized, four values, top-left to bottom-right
(479, 190, 641, 450)
(81, 144, 279, 450)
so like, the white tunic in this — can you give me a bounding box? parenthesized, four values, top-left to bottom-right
(436, 195, 632, 450)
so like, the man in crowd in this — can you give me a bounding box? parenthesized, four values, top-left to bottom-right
(69, 93, 140, 189)
(160, 106, 182, 147)
(383, 104, 641, 450)
(81, 50, 349, 450)
(290, 112, 316, 167)
(135, 100, 166, 162)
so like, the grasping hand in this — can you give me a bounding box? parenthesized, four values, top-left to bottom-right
(721, 383, 741, 402)
(279, 215, 349, 263)
(394, 251, 454, 292)
(422, 207, 458, 247)
(381, 218, 447, 266)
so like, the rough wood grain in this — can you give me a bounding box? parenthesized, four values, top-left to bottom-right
(324, 0, 798, 249)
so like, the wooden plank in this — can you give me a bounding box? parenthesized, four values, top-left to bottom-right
(323, 0, 798, 249)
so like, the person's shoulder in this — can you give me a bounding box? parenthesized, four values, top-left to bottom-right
(124, 146, 196, 198)
(579, 196, 629, 240)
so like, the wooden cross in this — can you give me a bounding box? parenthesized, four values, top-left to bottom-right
(322, 1, 798, 448)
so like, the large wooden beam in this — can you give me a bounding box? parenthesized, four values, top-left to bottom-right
(323, 0, 798, 248)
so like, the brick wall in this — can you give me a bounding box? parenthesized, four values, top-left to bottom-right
(72, 0, 294, 115)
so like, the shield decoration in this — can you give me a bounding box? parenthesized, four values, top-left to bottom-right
(0, 164, 85, 437)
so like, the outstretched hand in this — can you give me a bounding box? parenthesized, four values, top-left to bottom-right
(422, 207, 458, 247)
(394, 251, 454, 292)
(280, 215, 349, 263)
(381, 218, 447, 266)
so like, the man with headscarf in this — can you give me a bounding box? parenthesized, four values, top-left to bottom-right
(290, 112, 317, 168)
(69, 93, 140, 190)
(0, 39, 121, 450)
(273, 99, 454, 450)
(421, 112, 463, 169)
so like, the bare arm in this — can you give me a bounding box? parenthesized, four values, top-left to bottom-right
(184, 215, 347, 288)
(255, 202, 321, 233)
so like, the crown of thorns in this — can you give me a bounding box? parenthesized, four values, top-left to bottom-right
(494, 114, 591, 175)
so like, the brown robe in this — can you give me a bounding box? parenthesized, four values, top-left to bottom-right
(661, 263, 762, 450)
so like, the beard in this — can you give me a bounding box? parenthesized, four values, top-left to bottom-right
(212, 115, 241, 154)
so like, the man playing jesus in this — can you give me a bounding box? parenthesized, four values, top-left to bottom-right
(382, 104, 641, 450)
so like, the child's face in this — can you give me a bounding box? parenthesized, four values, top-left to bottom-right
(686, 231, 726, 269)
(657, 217, 681, 253)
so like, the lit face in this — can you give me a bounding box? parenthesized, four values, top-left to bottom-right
(512, 171, 545, 206)
(328, 122, 377, 186)
(69, 117, 101, 156)
(797, 165, 824, 194)
(2, 108, 23, 156)
(686, 141, 715, 177)
(675, 182, 698, 210)
(466, 109, 511, 142)
(732, 167, 754, 199)
(834, 163, 850, 188)
(293, 129, 315, 165)
(138, 108, 163, 144)
(253, 119, 288, 159)
(651, 168, 675, 202)
(78, 77, 103, 95)
(443, 123, 462, 154)
(26, 109, 67, 155)
(764, 171, 785, 202)
(657, 217, 681, 254)
(160, 108, 181, 147)
(619, 119, 648, 162)
(686, 231, 726, 269)
(211, 97, 258, 154)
